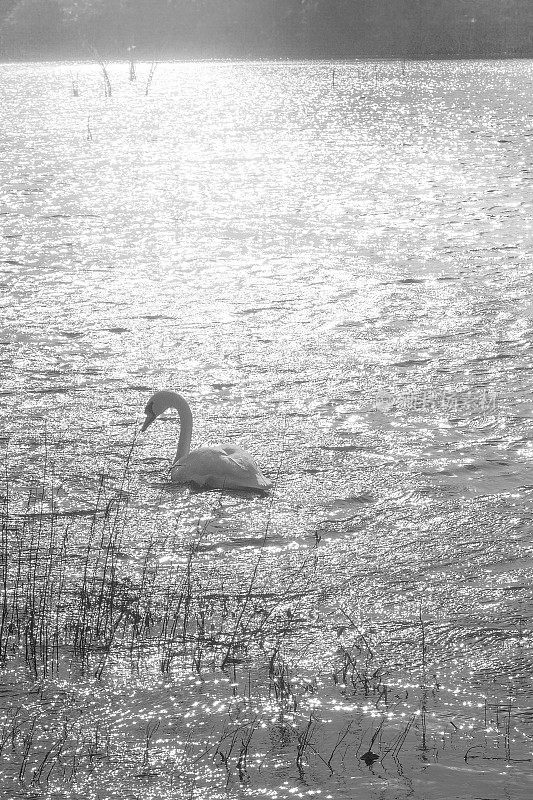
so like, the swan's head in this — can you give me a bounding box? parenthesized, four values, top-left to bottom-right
(141, 390, 179, 432)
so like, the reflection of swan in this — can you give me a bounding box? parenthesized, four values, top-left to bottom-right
(141, 390, 272, 492)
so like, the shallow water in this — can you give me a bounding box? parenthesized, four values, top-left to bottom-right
(0, 60, 532, 799)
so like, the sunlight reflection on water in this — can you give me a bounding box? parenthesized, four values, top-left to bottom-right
(0, 59, 532, 799)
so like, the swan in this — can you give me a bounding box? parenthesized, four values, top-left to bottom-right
(141, 390, 272, 492)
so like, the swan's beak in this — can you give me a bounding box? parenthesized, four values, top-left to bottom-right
(141, 410, 156, 432)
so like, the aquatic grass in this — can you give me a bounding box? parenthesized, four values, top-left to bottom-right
(220, 490, 273, 670)
(0, 471, 363, 789)
(333, 608, 389, 700)
(0, 466, 322, 681)
(295, 713, 316, 775)
(1, 462, 529, 794)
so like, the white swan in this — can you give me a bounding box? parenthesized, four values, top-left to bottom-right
(141, 390, 272, 492)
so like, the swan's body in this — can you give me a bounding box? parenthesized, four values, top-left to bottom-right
(141, 390, 271, 492)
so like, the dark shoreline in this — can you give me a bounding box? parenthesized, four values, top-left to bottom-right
(0, 54, 532, 65)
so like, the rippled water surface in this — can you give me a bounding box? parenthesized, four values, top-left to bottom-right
(0, 60, 532, 799)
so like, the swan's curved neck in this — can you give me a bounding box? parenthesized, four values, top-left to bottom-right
(167, 392, 193, 464)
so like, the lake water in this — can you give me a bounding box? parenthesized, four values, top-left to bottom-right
(0, 59, 532, 799)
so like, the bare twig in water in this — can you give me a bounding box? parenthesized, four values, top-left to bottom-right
(128, 44, 137, 82)
(145, 61, 158, 96)
(70, 72, 79, 97)
(91, 47, 112, 97)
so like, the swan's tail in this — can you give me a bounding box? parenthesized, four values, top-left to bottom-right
(253, 471, 273, 491)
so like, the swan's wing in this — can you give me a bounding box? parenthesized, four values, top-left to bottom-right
(172, 445, 271, 491)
